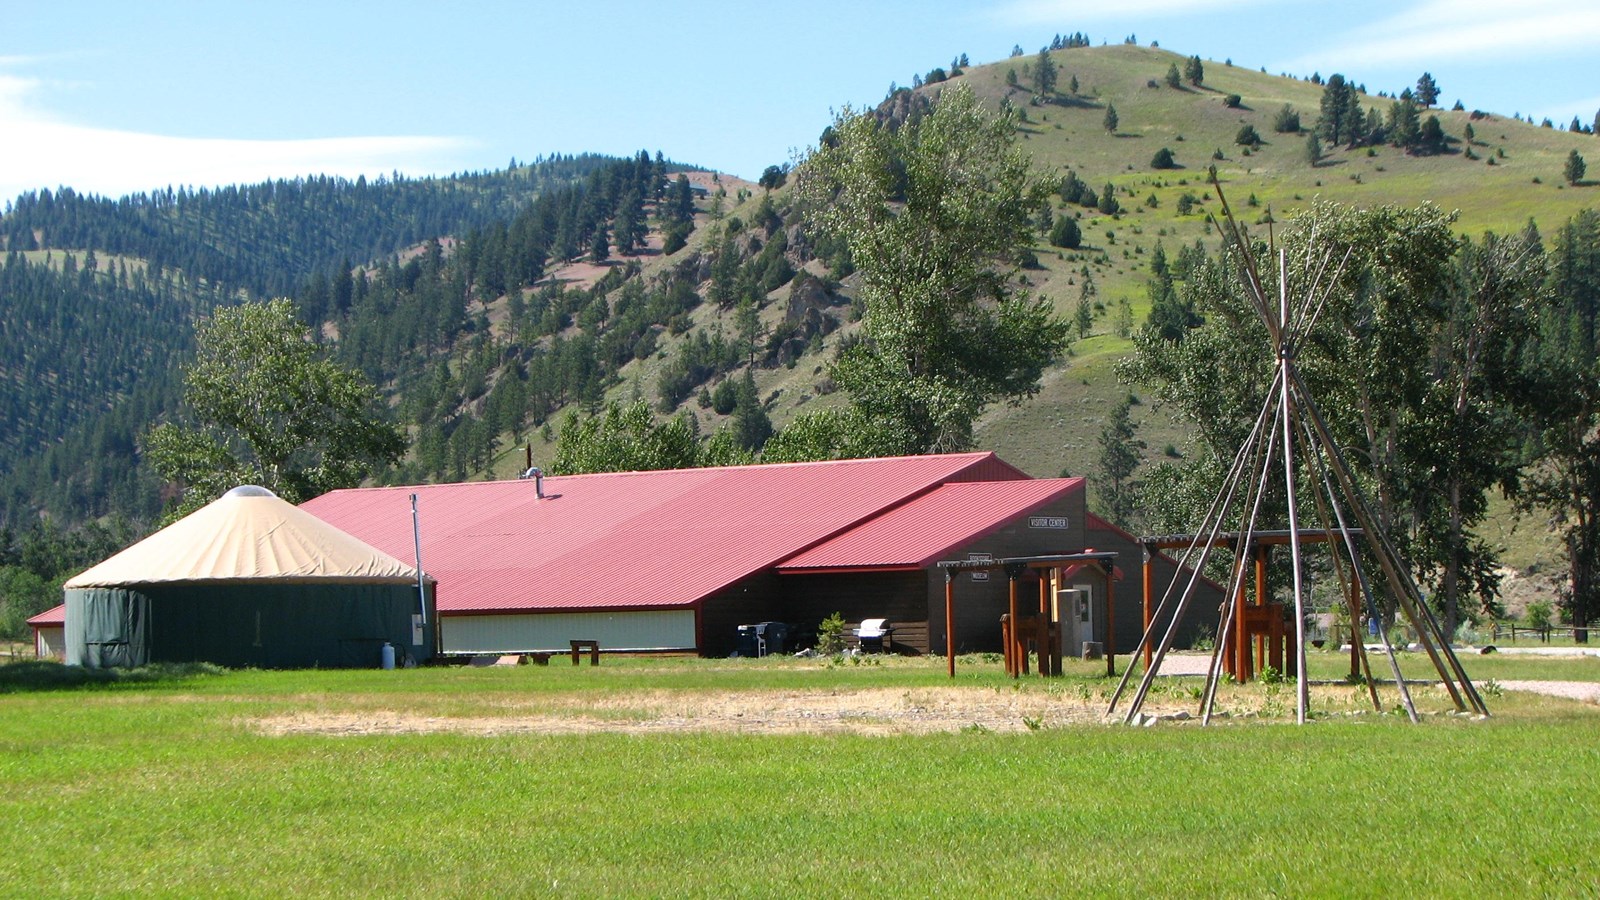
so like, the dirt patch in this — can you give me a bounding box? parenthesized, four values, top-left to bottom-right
(250, 687, 1197, 737)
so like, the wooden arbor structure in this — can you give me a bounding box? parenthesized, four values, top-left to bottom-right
(1139, 530, 1364, 683)
(1107, 180, 1488, 725)
(937, 552, 1118, 679)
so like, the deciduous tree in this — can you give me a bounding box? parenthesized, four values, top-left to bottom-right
(144, 299, 405, 517)
(797, 83, 1071, 454)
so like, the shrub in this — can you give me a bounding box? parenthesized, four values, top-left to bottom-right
(817, 612, 847, 655)
(1150, 147, 1178, 169)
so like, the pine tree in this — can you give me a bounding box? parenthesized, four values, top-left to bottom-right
(1096, 398, 1144, 526)
(1165, 63, 1181, 89)
(1566, 149, 1587, 185)
(1415, 72, 1439, 107)
(1103, 103, 1119, 134)
(1184, 55, 1204, 87)
(1034, 48, 1057, 95)
(1305, 131, 1323, 166)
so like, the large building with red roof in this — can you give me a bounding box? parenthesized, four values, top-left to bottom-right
(302, 452, 1216, 658)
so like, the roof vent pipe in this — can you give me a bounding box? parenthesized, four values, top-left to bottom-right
(519, 443, 545, 499)
(520, 465, 545, 499)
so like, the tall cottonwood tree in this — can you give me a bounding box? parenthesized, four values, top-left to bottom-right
(144, 299, 405, 518)
(1122, 202, 1542, 634)
(795, 83, 1070, 455)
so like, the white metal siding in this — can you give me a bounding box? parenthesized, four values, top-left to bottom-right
(441, 610, 697, 654)
(35, 626, 65, 659)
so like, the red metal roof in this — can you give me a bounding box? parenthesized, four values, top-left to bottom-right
(28, 604, 64, 626)
(777, 478, 1085, 572)
(302, 452, 1025, 615)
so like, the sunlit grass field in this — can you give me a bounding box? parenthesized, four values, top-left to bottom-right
(2, 652, 1597, 896)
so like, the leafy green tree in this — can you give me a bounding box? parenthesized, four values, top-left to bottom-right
(144, 300, 405, 517)
(797, 83, 1071, 454)
(549, 399, 700, 474)
(1565, 149, 1587, 185)
(1103, 103, 1119, 134)
(1184, 55, 1205, 87)
(1122, 202, 1540, 634)
(1034, 48, 1057, 95)
(1097, 397, 1145, 526)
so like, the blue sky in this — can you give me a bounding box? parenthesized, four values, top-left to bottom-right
(2, 0, 1596, 204)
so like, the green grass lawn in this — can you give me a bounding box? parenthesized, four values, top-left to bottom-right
(3, 656, 1597, 896)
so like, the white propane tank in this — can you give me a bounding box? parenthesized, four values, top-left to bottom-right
(380, 642, 396, 670)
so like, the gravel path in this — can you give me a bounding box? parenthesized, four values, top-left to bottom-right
(1496, 681, 1600, 703)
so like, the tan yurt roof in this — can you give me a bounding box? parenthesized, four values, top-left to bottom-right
(65, 486, 428, 588)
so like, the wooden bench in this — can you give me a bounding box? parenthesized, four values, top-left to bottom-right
(569, 639, 600, 666)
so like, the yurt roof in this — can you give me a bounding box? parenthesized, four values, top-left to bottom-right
(65, 486, 429, 588)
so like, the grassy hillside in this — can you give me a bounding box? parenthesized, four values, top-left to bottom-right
(606, 44, 1593, 573)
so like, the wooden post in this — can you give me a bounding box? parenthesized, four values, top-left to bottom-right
(1008, 566, 1023, 678)
(1037, 573, 1050, 677)
(1104, 560, 1116, 677)
(1254, 545, 1268, 673)
(1142, 547, 1154, 671)
(945, 570, 956, 679)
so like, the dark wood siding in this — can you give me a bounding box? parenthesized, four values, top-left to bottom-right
(779, 571, 930, 653)
(926, 491, 1087, 654)
(698, 572, 785, 657)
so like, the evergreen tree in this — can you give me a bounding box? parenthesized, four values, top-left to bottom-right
(1049, 215, 1082, 249)
(1305, 131, 1323, 166)
(1526, 210, 1600, 641)
(1103, 103, 1119, 134)
(1097, 183, 1120, 215)
(1151, 147, 1177, 169)
(1096, 398, 1144, 526)
(1273, 104, 1301, 133)
(1184, 55, 1205, 87)
(1074, 294, 1093, 338)
(1415, 72, 1439, 107)
(1165, 63, 1181, 89)
(1034, 48, 1057, 95)
(1566, 149, 1587, 185)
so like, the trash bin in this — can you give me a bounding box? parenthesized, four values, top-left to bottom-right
(754, 622, 788, 656)
(735, 624, 761, 658)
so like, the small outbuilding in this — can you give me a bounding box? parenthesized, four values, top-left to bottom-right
(27, 605, 66, 660)
(64, 486, 435, 669)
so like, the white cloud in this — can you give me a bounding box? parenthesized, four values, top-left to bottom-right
(989, 0, 1264, 26)
(0, 70, 471, 203)
(1280, 0, 1600, 72)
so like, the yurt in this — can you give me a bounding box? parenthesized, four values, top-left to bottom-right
(65, 486, 435, 669)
